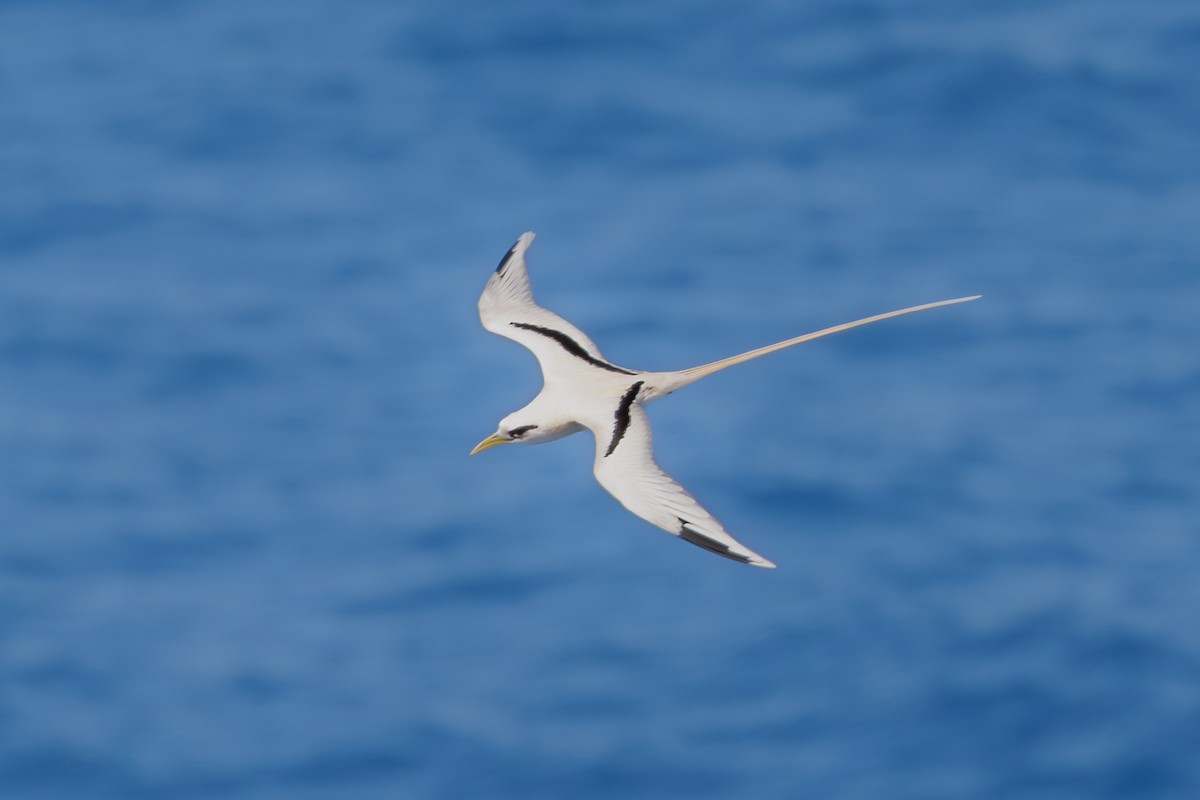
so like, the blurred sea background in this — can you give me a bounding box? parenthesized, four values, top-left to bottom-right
(2, 1, 1199, 798)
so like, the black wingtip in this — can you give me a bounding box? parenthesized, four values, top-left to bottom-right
(495, 239, 521, 274)
(677, 519, 753, 564)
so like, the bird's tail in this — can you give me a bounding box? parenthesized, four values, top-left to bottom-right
(649, 296, 980, 396)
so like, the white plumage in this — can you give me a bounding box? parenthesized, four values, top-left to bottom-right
(471, 232, 978, 568)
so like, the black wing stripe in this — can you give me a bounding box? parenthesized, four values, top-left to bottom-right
(509, 322, 635, 375)
(605, 381, 644, 457)
(678, 519, 752, 564)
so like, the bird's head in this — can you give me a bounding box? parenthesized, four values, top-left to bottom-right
(469, 417, 543, 455)
(470, 402, 586, 454)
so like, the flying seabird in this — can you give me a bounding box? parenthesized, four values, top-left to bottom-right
(471, 232, 978, 568)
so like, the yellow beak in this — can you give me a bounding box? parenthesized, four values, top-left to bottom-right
(469, 432, 510, 455)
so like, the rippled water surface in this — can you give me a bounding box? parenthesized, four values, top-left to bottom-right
(2, 1, 1199, 798)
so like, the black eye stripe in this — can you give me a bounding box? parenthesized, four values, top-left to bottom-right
(509, 425, 538, 437)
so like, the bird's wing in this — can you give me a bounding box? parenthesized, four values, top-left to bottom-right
(588, 389, 776, 568)
(478, 232, 635, 380)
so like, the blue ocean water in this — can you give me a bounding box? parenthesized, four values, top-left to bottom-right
(2, 1, 1199, 798)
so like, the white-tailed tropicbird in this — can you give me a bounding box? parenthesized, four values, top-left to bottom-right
(471, 232, 979, 568)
